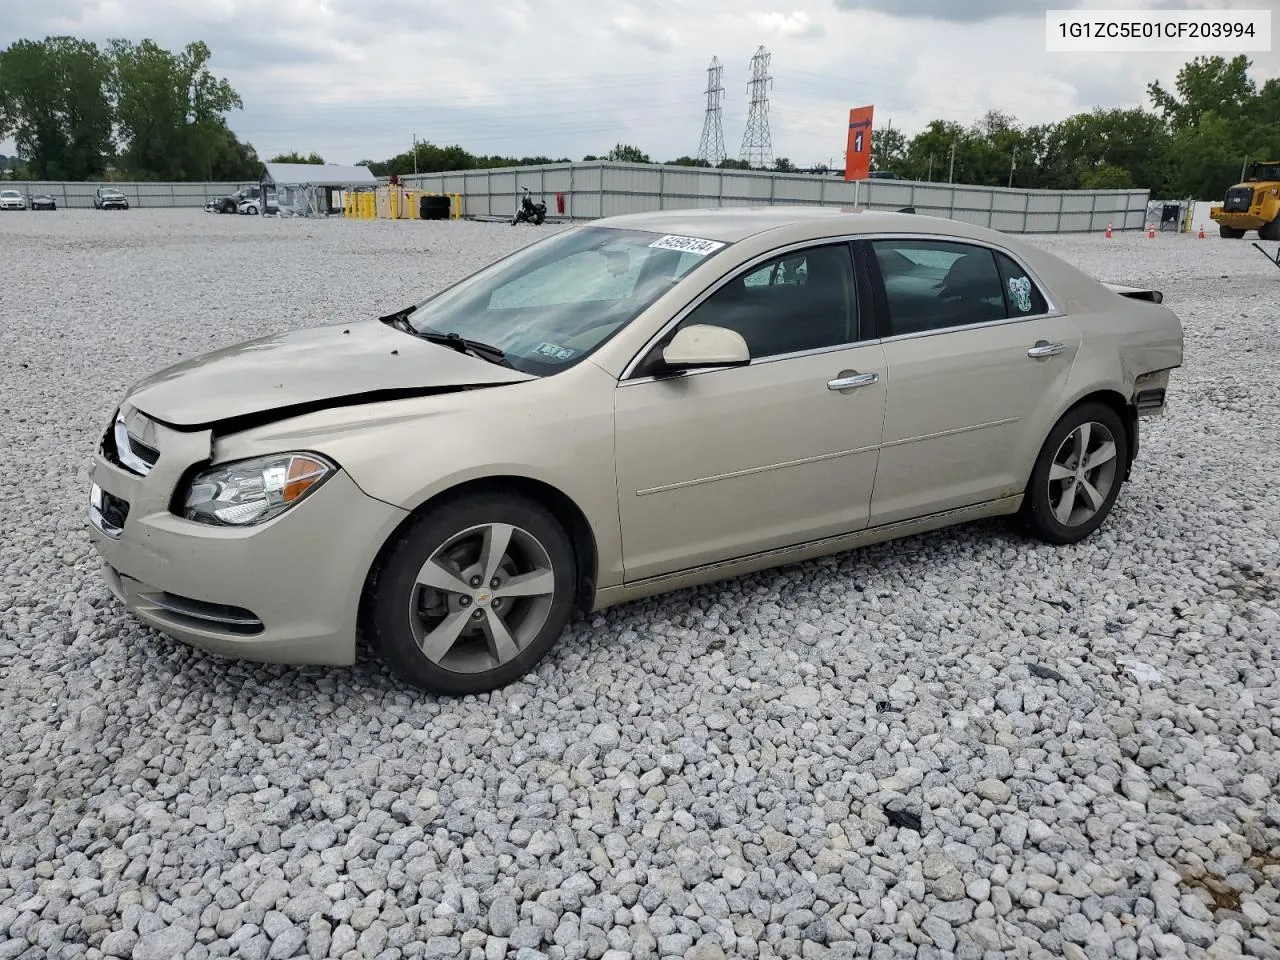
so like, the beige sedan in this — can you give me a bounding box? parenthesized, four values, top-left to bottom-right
(87, 208, 1183, 694)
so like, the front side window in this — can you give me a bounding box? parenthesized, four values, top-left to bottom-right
(871, 239, 1010, 337)
(406, 226, 727, 375)
(666, 243, 857, 360)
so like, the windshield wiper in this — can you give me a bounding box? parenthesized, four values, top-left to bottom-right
(380, 309, 512, 367)
(413, 329, 513, 367)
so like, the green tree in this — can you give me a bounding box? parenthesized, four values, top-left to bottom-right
(109, 39, 243, 180)
(871, 125, 906, 173)
(1078, 164, 1133, 189)
(0, 37, 114, 179)
(210, 127, 262, 180)
(269, 150, 324, 164)
(1040, 108, 1168, 191)
(666, 156, 711, 167)
(1148, 55, 1255, 129)
(773, 157, 795, 172)
(606, 143, 650, 163)
(717, 158, 750, 170)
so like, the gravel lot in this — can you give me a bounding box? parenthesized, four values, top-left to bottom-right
(2, 209, 1278, 960)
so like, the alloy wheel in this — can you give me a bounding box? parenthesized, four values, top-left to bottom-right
(408, 522, 557, 674)
(1047, 420, 1119, 527)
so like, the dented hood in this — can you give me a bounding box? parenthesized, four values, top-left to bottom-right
(125, 319, 535, 429)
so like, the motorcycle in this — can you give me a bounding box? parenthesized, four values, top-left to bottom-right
(511, 187, 547, 226)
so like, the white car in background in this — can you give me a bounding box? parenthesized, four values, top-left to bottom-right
(0, 189, 27, 211)
(238, 190, 278, 216)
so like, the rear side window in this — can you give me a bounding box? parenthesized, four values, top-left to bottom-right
(994, 251, 1049, 317)
(871, 239, 1007, 336)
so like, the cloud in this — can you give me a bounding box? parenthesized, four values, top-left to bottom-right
(751, 11, 825, 38)
(610, 16, 679, 53)
(829, 0, 1273, 20)
(2, 0, 1278, 170)
(829, 0, 1081, 22)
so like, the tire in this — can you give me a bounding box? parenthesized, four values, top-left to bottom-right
(1259, 217, 1280, 241)
(1020, 401, 1129, 545)
(365, 491, 577, 695)
(1219, 225, 1246, 239)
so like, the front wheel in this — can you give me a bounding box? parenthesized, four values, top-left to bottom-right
(1259, 217, 1280, 241)
(1020, 401, 1129, 545)
(1219, 224, 1246, 239)
(365, 492, 577, 695)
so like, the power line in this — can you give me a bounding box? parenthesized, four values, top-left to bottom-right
(696, 56, 727, 165)
(739, 46, 774, 168)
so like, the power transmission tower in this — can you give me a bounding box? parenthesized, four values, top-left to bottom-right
(740, 46, 774, 168)
(696, 56, 727, 166)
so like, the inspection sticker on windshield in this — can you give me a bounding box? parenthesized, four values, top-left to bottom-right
(648, 234, 726, 255)
(534, 342, 576, 361)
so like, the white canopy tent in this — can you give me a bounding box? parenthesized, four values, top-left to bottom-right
(259, 162, 378, 217)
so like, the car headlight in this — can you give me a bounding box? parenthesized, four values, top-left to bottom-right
(183, 453, 335, 526)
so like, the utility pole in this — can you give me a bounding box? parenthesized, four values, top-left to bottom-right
(740, 46, 774, 169)
(696, 57, 727, 166)
(948, 141, 956, 184)
(1009, 147, 1017, 188)
(413, 135, 418, 177)
(927, 154, 933, 182)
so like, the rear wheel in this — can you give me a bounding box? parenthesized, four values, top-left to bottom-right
(365, 492, 577, 695)
(1219, 224, 1246, 239)
(1259, 217, 1280, 241)
(1020, 402, 1129, 545)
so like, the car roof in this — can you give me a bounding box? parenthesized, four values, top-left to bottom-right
(592, 206, 1010, 244)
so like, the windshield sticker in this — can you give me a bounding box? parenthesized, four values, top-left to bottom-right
(1007, 275, 1033, 313)
(648, 234, 726, 256)
(534, 342, 576, 361)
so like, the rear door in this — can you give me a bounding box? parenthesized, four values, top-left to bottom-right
(861, 237, 1081, 526)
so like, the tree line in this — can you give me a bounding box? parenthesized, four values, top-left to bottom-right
(0, 37, 262, 181)
(1, 37, 1277, 199)
(356, 57, 1280, 200)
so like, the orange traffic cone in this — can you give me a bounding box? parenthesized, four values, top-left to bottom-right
(1104, 222, 1113, 238)
(1147, 223, 1156, 239)
(1197, 224, 1205, 239)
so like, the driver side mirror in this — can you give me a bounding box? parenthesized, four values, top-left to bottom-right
(660, 324, 751, 370)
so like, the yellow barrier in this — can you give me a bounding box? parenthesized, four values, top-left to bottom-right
(344, 188, 461, 220)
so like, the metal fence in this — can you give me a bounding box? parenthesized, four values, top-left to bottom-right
(2, 181, 244, 208)
(400, 161, 1151, 234)
(3, 165, 1152, 233)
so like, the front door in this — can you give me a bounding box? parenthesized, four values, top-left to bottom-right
(863, 237, 1082, 526)
(613, 242, 888, 583)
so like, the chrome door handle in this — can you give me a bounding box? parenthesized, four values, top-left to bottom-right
(827, 372, 879, 390)
(1027, 341, 1065, 358)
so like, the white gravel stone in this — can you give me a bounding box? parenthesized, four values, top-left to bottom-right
(1, 212, 1278, 959)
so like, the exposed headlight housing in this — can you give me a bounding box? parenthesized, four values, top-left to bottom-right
(183, 453, 335, 526)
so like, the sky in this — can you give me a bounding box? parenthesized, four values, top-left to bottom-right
(2, 0, 1278, 168)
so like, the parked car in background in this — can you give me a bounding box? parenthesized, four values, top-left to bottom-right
(238, 189, 278, 216)
(212, 184, 267, 214)
(30, 193, 57, 211)
(94, 188, 129, 210)
(87, 208, 1184, 695)
(0, 189, 27, 210)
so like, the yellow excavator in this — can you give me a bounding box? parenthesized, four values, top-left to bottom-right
(1210, 160, 1280, 240)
